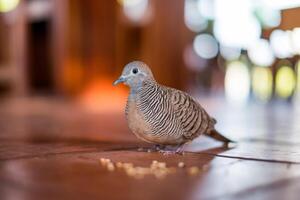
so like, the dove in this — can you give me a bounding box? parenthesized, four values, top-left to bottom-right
(113, 61, 233, 153)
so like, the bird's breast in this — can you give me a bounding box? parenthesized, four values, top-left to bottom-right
(125, 99, 154, 143)
(125, 96, 185, 145)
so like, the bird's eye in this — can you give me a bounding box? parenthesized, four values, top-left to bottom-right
(132, 68, 138, 74)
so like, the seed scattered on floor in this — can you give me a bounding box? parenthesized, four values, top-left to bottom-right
(122, 163, 134, 169)
(188, 166, 200, 176)
(99, 158, 116, 171)
(157, 162, 166, 168)
(138, 147, 143, 151)
(116, 162, 123, 168)
(152, 160, 158, 165)
(99, 158, 177, 179)
(107, 163, 115, 171)
(99, 157, 204, 179)
(99, 158, 111, 166)
(178, 162, 185, 168)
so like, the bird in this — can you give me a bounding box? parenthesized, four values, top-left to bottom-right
(113, 61, 233, 154)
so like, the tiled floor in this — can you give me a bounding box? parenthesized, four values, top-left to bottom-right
(1, 98, 300, 200)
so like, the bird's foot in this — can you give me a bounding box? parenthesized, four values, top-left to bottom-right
(175, 145, 185, 155)
(158, 150, 178, 156)
(137, 147, 153, 152)
(137, 144, 164, 152)
(139, 144, 186, 155)
(158, 150, 185, 155)
(158, 145, 185, 155)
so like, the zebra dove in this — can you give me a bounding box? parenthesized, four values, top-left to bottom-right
(113, 61, 233, 153)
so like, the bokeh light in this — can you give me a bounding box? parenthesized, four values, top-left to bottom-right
(197, 0, 214, 20)
(0, 0, 19, 13)
(270, 29, 293, 59)
(291, 28, 300, 55)
(252, 66, 273, 102)
(262, 0, 300, 10)
(118, 0, 149, 23)
(184, 0, 208, 32)
(225, 61, 250, 105)
(255, 6, 281, 28)
(297, 61, 300, 92)
(275, 66, 296, 98)
(193, 34, 218, 59)
(248, 39, 275, 67)
(220, 45, 241, 60)
(214, 0, 261, 49)
(183, 44, 208, 71)
(27, 0, 52, 20)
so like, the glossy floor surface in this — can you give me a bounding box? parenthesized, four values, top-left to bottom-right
(1, 97, 300, 200)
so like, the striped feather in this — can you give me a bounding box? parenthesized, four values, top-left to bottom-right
(128, 80, 216, 144)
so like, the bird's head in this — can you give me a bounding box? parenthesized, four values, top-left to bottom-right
(113, 61, 155, 88)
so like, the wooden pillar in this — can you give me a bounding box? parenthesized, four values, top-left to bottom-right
(0, 0, 28, 96)
(52, 0, 118, 95)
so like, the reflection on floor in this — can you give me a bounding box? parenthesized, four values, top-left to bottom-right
(0, 97, 300, 200)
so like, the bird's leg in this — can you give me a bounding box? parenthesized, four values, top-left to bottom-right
(158, 145, 173, 155)
(152, 144, 164, 151)
(175, 143, 186, 155)
(138, 144, 164, 152)
(159, 149, 175, 155)
(158, 144, 185, 155)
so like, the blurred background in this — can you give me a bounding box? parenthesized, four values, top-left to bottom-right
(2, 2, 300, 199)
(1, 0, 300, 110)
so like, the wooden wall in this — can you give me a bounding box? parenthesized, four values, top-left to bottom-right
(0, 0, 27, 96)
(53, 0, 118, 95)
(6, 1, 300, 97)
(53, 0, 190, 95)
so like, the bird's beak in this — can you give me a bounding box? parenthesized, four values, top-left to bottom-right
(113, 76, 126, 86)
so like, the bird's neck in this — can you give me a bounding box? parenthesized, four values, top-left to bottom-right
(129, 82, 143, 99)
(129, 86, 140, 97)
(129, 79, 157, 98)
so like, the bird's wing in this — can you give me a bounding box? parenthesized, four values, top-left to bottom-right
(168, 88, 214, 140)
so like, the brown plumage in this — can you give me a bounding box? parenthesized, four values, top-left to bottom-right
(114, 61, 233, 152)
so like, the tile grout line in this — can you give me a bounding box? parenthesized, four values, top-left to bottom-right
(198, 151, 300, 165)
(1, 147, 300, 165)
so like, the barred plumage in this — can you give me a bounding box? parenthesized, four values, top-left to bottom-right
(115, 61, 232, 151)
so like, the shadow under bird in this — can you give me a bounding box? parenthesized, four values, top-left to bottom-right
(113, 61, 233, 154)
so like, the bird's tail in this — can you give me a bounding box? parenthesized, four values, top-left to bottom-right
(206, 129, 234, 143)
